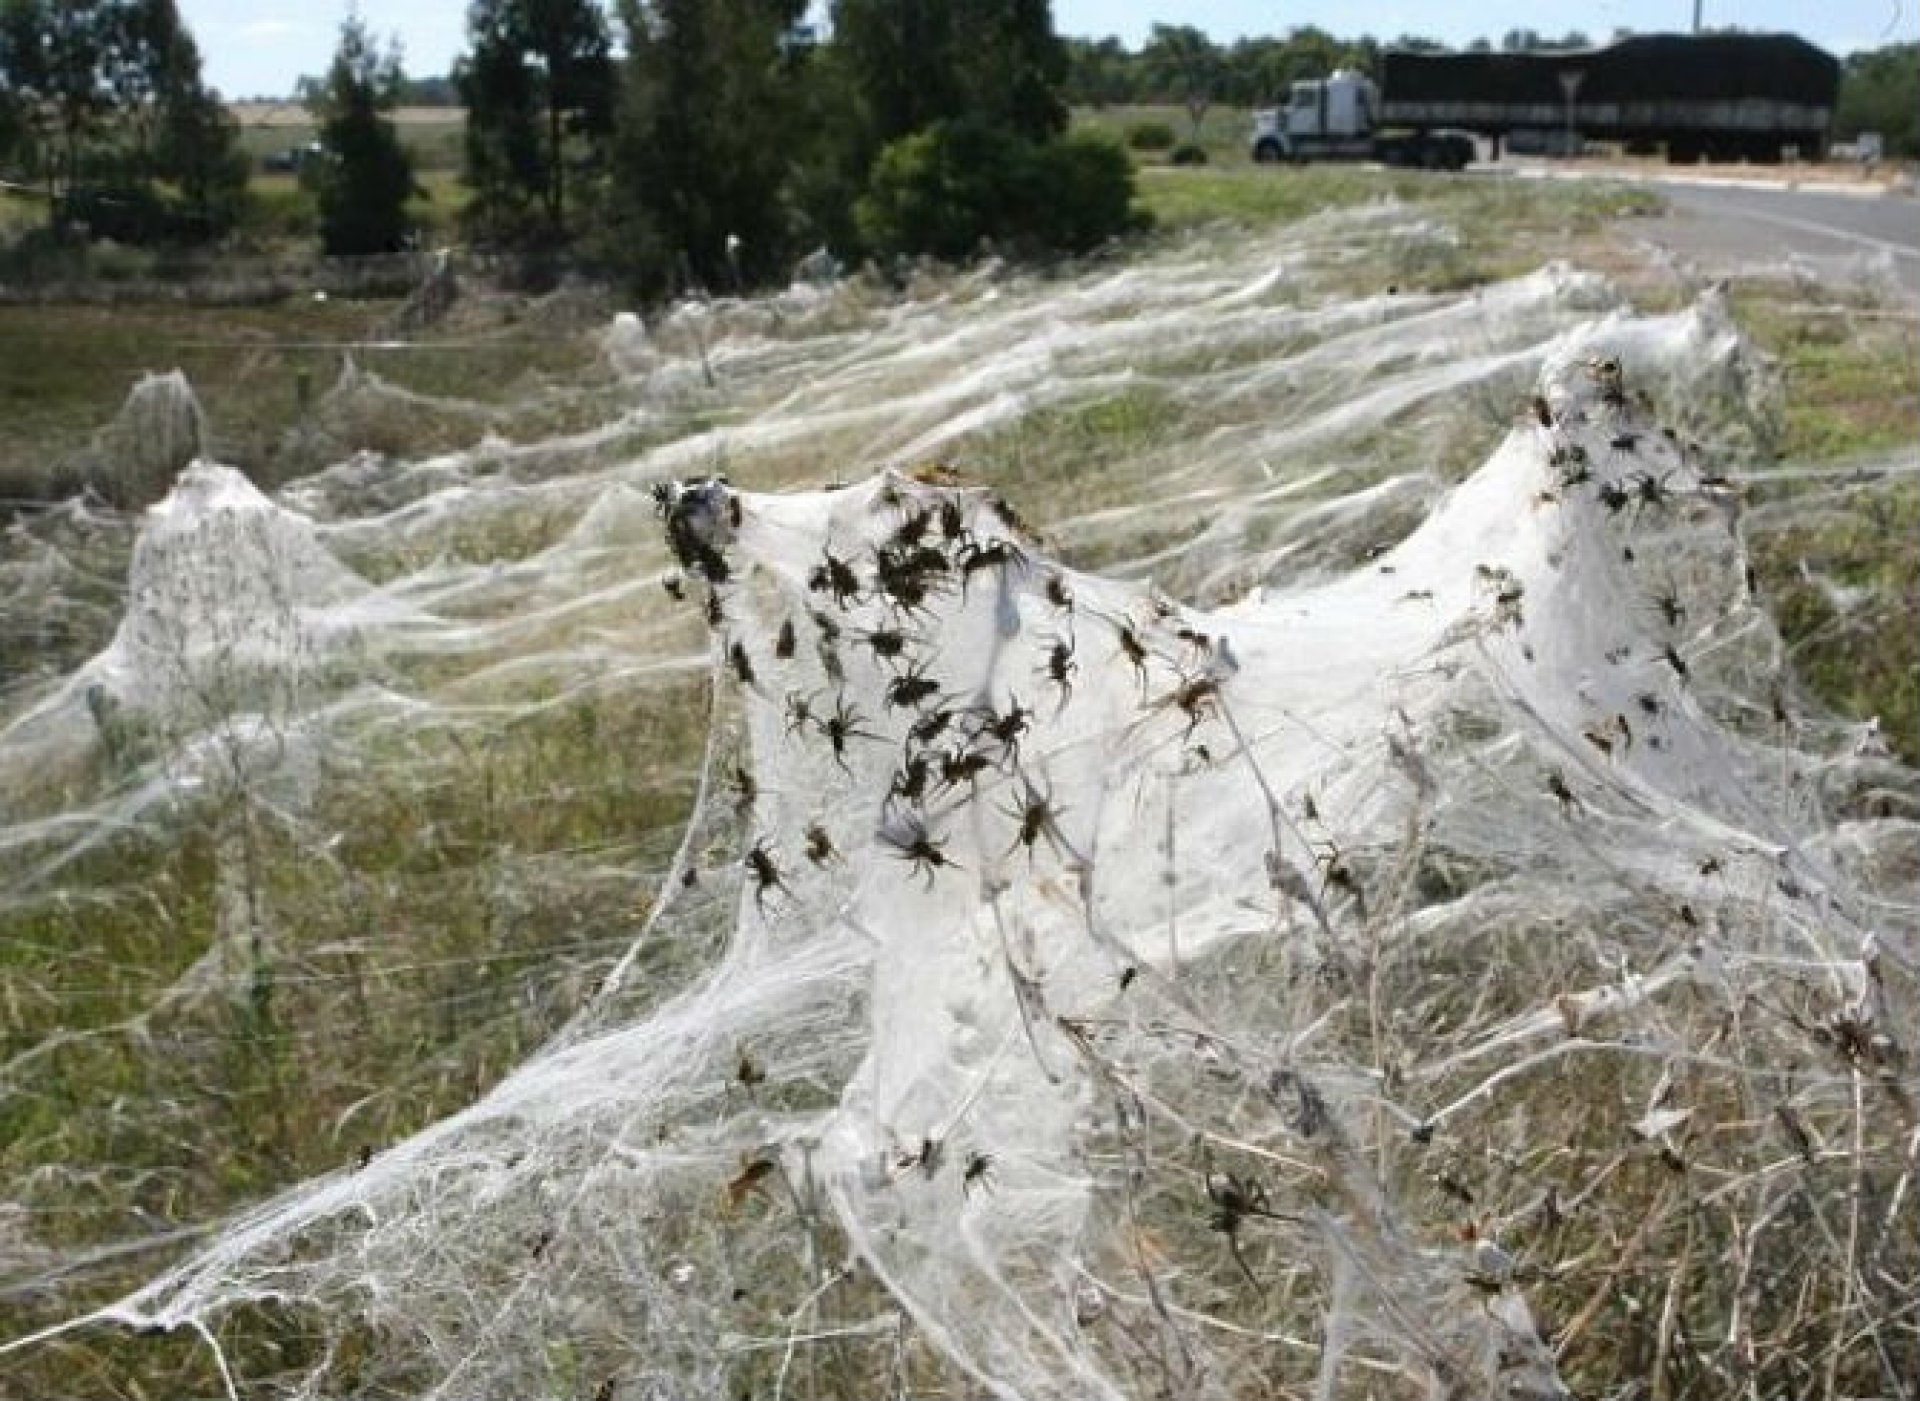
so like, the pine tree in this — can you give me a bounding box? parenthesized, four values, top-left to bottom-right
(307, 15, 418, 256)
(601, 0, 806, 295)
(458, 0, 612, 244)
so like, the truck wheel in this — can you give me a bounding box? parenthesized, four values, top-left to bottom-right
(1252, 140, 1283, 164)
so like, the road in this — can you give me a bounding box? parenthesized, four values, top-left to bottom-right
(1632, 179, 1920, 299)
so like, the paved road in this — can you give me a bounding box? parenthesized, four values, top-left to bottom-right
(1623, 179, 1920, 300)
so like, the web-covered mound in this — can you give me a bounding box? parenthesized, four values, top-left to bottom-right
(54, 340, 1913, 1400)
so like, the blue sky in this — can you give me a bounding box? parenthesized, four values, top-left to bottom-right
(182, 0, 1913, 99)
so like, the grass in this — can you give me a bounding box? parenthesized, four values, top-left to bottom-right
(1, 152, 1914, 1397)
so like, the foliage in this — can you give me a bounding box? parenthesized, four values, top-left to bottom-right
(856, 118, 1140, 259)
(1834, 42, 1918, 156)
(830, 0, 1067, 147)
(457, 0, 614, 245)
(597, 0, 809, 298)
(0, 0, 245, 242)
(1124, 119, 1175, 151)
(305, 15, 419, 256)
(1168, 141, 1207, 166)
(1140, 24, 1224, 139)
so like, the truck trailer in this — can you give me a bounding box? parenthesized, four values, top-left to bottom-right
(1253, 33, 1840, 168)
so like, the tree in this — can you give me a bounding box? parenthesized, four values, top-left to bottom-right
(831, 0, 1066, 146)
(600, 0, 808, 295)
(307, 15, 418, 255)
(1141, 24, 1223, 139)
(0, 0, 244, 239)
(458, 0, 613, 243)
(1836, 43, 1918, 157)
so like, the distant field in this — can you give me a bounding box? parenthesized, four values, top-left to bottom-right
(229, 103, 465, 171)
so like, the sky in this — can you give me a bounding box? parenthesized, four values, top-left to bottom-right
(181, 0, 1914, 100)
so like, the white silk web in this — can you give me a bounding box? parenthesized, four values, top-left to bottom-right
(1, 209, 1914, 1401)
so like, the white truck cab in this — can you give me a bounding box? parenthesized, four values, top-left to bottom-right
(1252, 70, 1379, 161)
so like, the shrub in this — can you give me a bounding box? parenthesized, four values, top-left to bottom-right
(1169, 142, 1209, 166)
(856, 120, 1143, 260)
(1125, 120, 1177, 152)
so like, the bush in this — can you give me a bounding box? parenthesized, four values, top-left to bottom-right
(856, 120, 1143, 261)
(1125, 120, 1177, 152)
(1169, 143, 1209, 166)
(1026, 131, 1150, 252)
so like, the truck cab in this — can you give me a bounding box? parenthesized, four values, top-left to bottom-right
(1252, 71, 1379, 161)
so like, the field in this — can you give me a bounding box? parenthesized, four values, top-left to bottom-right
(1, 142, 1915, 1401)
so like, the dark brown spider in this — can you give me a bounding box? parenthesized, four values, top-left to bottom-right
(729, 641, 756, 688)
(962, 1150, 995, 1197)
(818, 696, 878, 771)
(705, 589, 726, 628)
(1660, 642, 1690, 683)
(939, 497, 967, 542)
(1115, 621, 1150, 689)
(890, 508, 934, 550)
(884, 663, 943, 712)
(890, 752, 932, 806)
(1648, 585, 1687, 630)
(744, 839, 789, 912)
(976, 696, 1033, 763)
(804, 822, 838, 866)
(1168, 675, 1219, 740)
(1002, 777, 1066, 862)
(663, 574, 687, 601)
(956, 536, 1020, 596)
(774, 619, 797, 660)
(1632, 470, 1673, 511)
(909, 706, 956, 749)
(859, 626, 911, 667)
(1546, 770, 1579, 816)
(1042, 637, 1077, 707)
(1044, 573, 1074, 612)
(1597, 480, 1631, 515)
(1205, 1171, 1268, 1290)
(809, 550, 862, 608)
(784, 691, 816, 736)
(880, 812, 956, 886)
(729, 762, 757, 814)
(938, 747, 994, 792)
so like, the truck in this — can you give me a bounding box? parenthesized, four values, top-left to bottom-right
(1253, 34, 1840, 169)
(1250, 71, 1475, 169)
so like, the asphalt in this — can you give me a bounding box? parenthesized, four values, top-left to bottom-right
(1504, 162, 1920, 300)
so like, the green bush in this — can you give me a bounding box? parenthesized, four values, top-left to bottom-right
(1125, 120, 1177, 151)
(856, 120, 1143, 260)
(1169, 142, 1209, 166)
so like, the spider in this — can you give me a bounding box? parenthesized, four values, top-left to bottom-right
(956, 536, 1020, 597)
(1041, 636, 1077, 708)
(1205, 1171, 1268, 1291)
(879, 811, 956, 887)
(728, 641, 756, 688)
(1546, 770, 1579, 816)
(1114, 621, 1150, 690)
(818, 696, 878, 771)
(774, 619, 797, 660)
(743, 839, 789, 912)
(885, 663, 943, 712)
(804, 822, 838, 866)
(962, 1150, 995, 1197)
(1002, 777, 1067, 863)
(809, 550, 862, 608)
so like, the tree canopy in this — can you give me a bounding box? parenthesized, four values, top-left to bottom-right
(457, 0, 614, 243)
(0, 0, 245, 240)
(306, 15, 419, 256)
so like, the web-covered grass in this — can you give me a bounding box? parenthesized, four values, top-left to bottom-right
(1, 202, 1914, 1400)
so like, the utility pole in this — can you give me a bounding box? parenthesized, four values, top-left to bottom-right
(1693, 1, 1703, 32)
